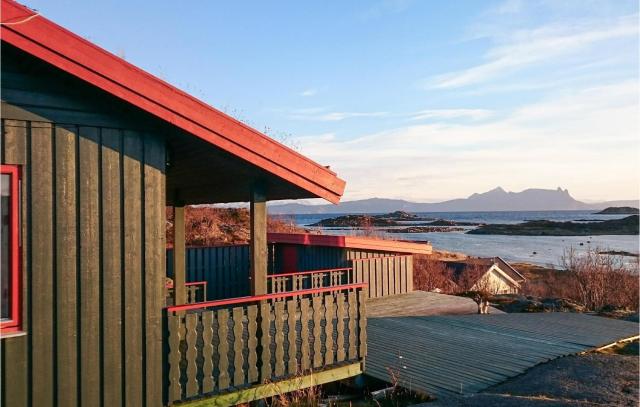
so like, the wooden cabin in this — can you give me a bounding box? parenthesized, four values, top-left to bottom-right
(0, 1, 371, 406)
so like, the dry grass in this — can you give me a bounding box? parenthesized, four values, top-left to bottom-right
(518, 249, 639, 312)
(166, 206, 308, 247)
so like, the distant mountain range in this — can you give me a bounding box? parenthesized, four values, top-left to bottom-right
(269, 187, 638, 214)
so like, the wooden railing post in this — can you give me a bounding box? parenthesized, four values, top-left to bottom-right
(173, 205, 186, 306)
(250, 184, 267, 296)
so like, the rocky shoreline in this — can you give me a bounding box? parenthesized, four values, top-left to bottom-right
(595, 206, 639, 215)
(468, 215, 638, 236)
(310, 211, 481, 231)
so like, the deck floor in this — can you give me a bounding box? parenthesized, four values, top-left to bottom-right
(366, 291, 503, 317)
(365, 291, 639, 398)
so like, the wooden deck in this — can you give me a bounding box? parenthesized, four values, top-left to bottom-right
(367, 291, 503, 318)
(365, 293, 639, 398)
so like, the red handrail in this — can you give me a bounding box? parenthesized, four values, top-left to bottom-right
(267, 267, 352, 279)
(167, 282, 367, 313)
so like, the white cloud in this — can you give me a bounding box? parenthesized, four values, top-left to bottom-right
(295, 81, 640, 201)
(409, 109, 493, 121)
(426, 14, 638, 89)
(300, 88, 317, 97)
(287, 108, 388, 122)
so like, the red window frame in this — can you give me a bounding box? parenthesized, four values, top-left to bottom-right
(1, 164, 21, 334)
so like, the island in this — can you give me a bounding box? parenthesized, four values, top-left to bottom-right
(467, 215, 639, 236)
(385, 226, 465, 233)
(594, 206, 639, 215)
(309, 211, 434, 227)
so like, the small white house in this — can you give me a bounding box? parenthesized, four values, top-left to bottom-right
(447, 257, 526, 294)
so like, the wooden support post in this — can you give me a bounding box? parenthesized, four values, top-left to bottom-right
(250, 185, 267, 296)
(173, 205, 187, 305)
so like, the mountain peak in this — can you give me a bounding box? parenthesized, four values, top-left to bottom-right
(469, 186, 506, 199)
(268, 187, 630, 214)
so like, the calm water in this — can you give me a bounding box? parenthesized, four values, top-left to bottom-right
(277, 210, 639, 266)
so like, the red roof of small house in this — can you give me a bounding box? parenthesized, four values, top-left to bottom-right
(267, 233, 432, 255)
(0, 0, 345, 203)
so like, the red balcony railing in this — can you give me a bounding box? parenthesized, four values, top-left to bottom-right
(165, 283, 367, 404)
(267, 267, 353, 294)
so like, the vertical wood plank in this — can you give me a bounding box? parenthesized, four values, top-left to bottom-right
(173, 206, 186, 305)
(347, 291, 357, 360)
(247, 305, 259, 383)
(381, 257, 388, 297)
(185, 313, 199, 397)
(376, 258, 383, 298)
(368, 260, 375, 298)
(407, 255, 414, 292)
(2, 119, 26, 164)
(1, 121, 28, 407)
(232, 307, 245, 387)
(55, 125, 78, 407)
(274, 301, 285, 377)
(286, 299, 298, 374)
(168, 314, 183, 402)
(30, 122, 54, 407)
(358, 290, 368, 359)
(202, 311, 215, 394)
(324, 294, 335, 365)
(312, 296, 323, 368)
(217, 309, 230, 390)
(250, 186, 267, 295)
(78, 126, 101, 407)
(336, 293, 346, 362)
(390, 257, 398, 295)
(123, 131, 143, 407)
(101, 128, 123, 407)
(259, 302, 272, 381)
(300, 298, 310, 371)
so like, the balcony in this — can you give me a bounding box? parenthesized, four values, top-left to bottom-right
(164, 227, 427, 405)
(165, 284, 367, 405)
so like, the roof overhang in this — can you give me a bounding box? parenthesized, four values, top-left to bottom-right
(1, 0, 345, 203)
(267, 233, 433, 255)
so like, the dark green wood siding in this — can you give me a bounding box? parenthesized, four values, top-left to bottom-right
(0, 119, 166, 407)
(166, 245, 251, 300)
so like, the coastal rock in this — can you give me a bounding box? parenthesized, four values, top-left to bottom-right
(310, 214, 397, 227)
(426, 219, 483, 226)
(386, 226, 464, 233)
(310, 211, 435, 227)
(467, 215, 639, 236)
(595, 206, 639, 215)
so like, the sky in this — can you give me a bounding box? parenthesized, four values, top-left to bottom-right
(22, 0, 640, 203)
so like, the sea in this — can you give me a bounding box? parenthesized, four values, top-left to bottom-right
(276, 210, 639, 267)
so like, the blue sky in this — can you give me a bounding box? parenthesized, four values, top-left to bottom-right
(23, 0, 639, 202)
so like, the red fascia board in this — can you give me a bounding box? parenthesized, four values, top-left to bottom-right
(267, 233, 432, 255)
(1, 1, 345, 203)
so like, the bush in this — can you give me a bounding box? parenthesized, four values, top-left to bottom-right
(166, 206, 308, 247)
(560, 247, 639, 312)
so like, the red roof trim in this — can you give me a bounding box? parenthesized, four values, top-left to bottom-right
(267, 233, 433, 255)
(1, 0, 345, 203)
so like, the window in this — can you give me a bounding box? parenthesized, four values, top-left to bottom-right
(1, 165, 21, 333)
